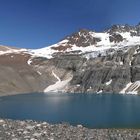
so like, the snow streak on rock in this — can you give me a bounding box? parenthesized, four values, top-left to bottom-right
(120, 81, 140, 95)
(105, 79, 112, 86)
(44, 71, 72, 93)
(27, 58, 33, 65)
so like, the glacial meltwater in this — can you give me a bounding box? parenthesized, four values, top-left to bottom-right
(0, 93, 140, 128)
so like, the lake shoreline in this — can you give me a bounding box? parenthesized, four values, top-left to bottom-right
(0, 91, 139, 98)
(0, 91, 43, 97)
(0, 118, 140, 140)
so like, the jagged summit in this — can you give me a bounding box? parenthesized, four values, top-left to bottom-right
(106, 23, 140, 36)
(65, 29, 101, 47)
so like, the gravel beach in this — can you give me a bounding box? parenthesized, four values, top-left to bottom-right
(0, 118, 140, 140)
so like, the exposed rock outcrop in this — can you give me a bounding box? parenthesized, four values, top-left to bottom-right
(0, 46, 140, 95)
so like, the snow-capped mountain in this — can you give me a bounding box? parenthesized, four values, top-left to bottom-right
(1, 23, 140, 96)
(29, 23, 140, 59)
(1, 23, 140, 59)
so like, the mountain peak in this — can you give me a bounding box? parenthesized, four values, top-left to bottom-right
(65, 29, 101, 48)
(2, 22, 140, 60)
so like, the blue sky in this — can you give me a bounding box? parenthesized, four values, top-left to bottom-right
(0, 0, 140, 49)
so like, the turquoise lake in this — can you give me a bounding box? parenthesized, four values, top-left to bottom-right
(0, 93, 140, 128)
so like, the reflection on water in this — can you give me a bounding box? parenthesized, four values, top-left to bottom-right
(0, 93, 140, 128)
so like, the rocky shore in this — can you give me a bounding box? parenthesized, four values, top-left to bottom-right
(0, 118, 140, 140)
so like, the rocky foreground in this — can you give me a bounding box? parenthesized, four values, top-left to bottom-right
(0, 119, 140, 140)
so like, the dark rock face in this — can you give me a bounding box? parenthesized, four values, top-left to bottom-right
(51, 29, 101, 51)
(107, 23, 140, 37)
(52, 44, 73, 51)
(136, 24, 140, 36)
(107, 24, 135, 34)
(66, 29, 101, 47)
(64, 46, 140, 94)
(109, 33, 123, 43)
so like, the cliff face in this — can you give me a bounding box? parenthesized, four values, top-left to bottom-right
(35, 45, 140, 94)
(1, 24, 140, 95)
(68, 46, 139, 94)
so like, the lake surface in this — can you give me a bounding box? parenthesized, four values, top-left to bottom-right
(0, 93, 140, 128)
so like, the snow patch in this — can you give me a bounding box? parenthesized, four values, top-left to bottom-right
(52, 71, 61, 82)
(120, 61, 123, 65)
(126, 91, 138, 95)
(27, 58, 32, 65)
(120, 81, 140, 95)
(44, 71, 72, 93)
(29, 47, 56, 59)
(105, 79, 112, 85)
(97, 90, 103, 94)
(129, 61, 132, 66)
(37, 71, 42, 75)
(120, 82, 132, 94)
(76, 84, 80, 87)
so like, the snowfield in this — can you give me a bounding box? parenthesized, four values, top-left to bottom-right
(28, 31, 140, 59)
(1, 30, 140, 60)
